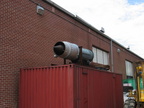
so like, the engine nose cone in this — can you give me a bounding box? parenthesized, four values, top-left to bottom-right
(54, 45, 65, 55)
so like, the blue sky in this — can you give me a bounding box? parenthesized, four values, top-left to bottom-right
(128, 0, 144, 4)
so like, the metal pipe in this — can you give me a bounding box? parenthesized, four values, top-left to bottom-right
(110, 40, 114, 72)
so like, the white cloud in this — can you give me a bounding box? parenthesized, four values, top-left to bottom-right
(52, 0, 144, 58)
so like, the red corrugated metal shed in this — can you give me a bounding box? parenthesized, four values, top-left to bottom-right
(19, 64, 123, 108)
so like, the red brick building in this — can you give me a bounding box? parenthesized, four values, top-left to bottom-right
(1, 0, 143, 107)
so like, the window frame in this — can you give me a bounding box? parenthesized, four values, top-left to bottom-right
(125, 60, 134, 78)
(92, 46, 109, 65)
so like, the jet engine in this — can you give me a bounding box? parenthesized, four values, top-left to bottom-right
(53, 41, 94, 64)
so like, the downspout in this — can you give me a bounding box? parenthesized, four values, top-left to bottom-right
(110, 40, 114, 72)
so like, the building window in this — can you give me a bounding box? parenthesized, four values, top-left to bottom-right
(92, 47, 109, 65)
(125, 60, 134, 78)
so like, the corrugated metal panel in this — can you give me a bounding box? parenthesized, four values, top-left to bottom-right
(115, 74, 124, 108)
(19, 65, 74, 108)
(73, 65, 123, 108)
(19, 64, 123, 108)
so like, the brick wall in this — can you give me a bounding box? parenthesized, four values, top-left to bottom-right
(0, 0, 143, 107)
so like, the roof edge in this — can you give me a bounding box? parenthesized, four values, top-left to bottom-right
(42, 0, 143, 60)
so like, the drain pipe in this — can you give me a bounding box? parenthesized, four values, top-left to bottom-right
(110, 40, 114, 72)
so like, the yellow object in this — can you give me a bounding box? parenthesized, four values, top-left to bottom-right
(125, 61, 144, 107)
(137, 66, 142, 71)
(140, 90, 144, 101)
(136, 62, 144, 102)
